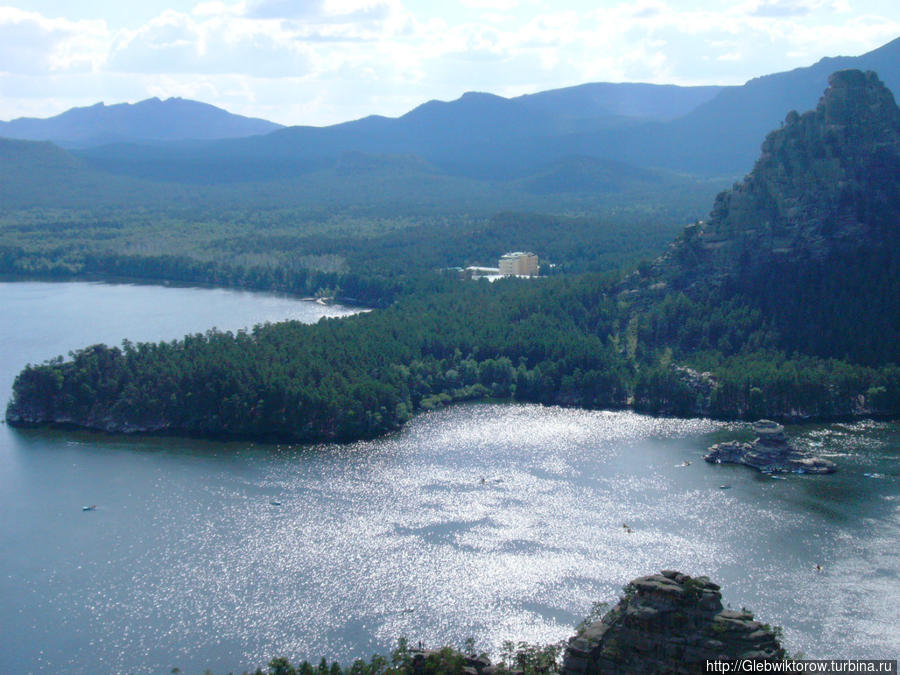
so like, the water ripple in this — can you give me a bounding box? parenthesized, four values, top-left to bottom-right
(3, 405, 899, 673)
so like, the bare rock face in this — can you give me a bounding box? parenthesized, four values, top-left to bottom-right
(561, 571, 784, 675)
(634, 69, 900, 294)
(704, 420, 836, 474)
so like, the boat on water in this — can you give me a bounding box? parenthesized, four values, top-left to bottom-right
(82, 505, 97, 511)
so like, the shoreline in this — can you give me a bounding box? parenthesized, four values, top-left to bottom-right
(6, 398, 896, 448)
(3, 276, 895, 447)
(0, 272, 378, 310)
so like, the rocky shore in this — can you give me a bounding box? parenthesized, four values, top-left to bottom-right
(704, 420, 836, 474)
(561, 571, 785, 674)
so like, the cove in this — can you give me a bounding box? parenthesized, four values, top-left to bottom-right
(1, 281, 898, 674)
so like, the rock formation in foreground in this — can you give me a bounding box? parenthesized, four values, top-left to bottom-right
(561, 571, 785, 675)
(705, 420, 837, 474)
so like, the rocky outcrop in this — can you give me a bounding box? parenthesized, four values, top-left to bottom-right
(705, 420, 836, 474)
(671, 366, 717, 416)
(5, 404, 175, 435)
(645, 69, 900, 292)
(561, 571, 784, 675)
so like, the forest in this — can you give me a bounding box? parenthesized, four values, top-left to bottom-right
(6, 192, 900, 440)
(8, 260, 900, 442)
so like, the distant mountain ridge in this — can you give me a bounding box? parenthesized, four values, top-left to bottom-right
(0, 97, 283, 147)
(603, 36, 900, 174)
(0, 82, 723, 152)
(3, 37, 900, 190)
(67, 83, 727, 184)
(59, 36, 900, 184)
(512, 82, 726, 122)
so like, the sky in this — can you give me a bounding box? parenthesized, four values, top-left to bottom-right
(1, 0, 900, 126)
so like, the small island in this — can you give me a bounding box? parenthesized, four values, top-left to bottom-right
(704, 420, 837, 474)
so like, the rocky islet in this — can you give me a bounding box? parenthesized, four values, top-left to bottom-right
(705, 419, 837, 474)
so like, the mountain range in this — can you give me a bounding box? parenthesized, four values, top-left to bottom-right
(1, 36, 899, 202)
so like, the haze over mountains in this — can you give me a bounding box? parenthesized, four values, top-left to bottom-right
(1, 36, 899, 205)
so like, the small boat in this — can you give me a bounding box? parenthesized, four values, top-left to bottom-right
(718, 485, 731, 490)
(269, 500, 282, 506)
(82, 505, 97, 511)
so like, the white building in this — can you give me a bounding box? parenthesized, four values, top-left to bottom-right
(499, 251, 539, 276)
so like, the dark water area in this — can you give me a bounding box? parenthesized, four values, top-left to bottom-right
(1, 282, 898, 674)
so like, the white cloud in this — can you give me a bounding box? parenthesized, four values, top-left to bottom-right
(0, 1, 898, 125)
(193, 1, 247, 17)
(0, 7, 107, 74)
(740, 0, 847, 18)
(245, 0, 398, 22)
(461, 0, 520, 9)
(245, 0, 324, 19)
(108, 10, 315, 76)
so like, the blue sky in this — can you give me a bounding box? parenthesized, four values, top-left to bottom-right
(2, 0, 899, 126)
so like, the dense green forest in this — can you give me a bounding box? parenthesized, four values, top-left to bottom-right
(0, 127, 722, 304)
(0, 129, 745, 438)
(8, 266, 900, 441)
(7, 275, 630, 440)
(0, 205, 701, 306)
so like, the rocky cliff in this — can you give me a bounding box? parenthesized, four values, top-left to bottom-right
(561, 571, 785, 675)
(647, 68, 900, 292)
(622, 66, 900, 402)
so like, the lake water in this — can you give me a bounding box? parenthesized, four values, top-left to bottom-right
(0, 282, 898, 674)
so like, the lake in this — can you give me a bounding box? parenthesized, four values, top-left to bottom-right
(1, 281, 898, 674)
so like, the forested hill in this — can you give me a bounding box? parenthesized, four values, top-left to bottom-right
(633, 69, 900, 365)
